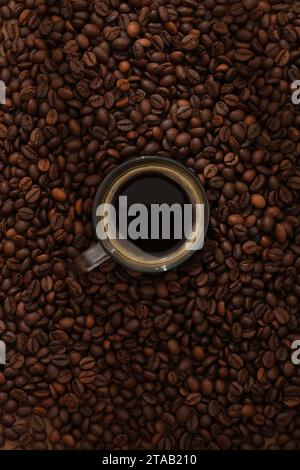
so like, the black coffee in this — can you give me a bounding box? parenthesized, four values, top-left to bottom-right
(113, 173, 189, 253)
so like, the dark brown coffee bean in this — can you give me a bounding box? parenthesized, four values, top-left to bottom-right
(9, 354, 25, 370)
(262, 351, 276, 369)
(150, 94, 165, 110)
(79, 370, 96, 384)
(274, 307, 290, 325)
(25, 186, 41, 204)
(182, 34, 199, 51)
(83, 51, 97, 67)
(79, 357, 96, 370)
(228, 353, 244, 370)
(116, 119, 134, 132)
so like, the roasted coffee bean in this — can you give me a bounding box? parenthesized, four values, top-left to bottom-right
(274, 307, 290, 325)
(25, 186, 41, 204)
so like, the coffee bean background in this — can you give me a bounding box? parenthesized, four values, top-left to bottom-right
(0, 0, 300, 450)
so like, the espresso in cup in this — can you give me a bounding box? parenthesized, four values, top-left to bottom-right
(113, 172, 188, 254)
(75, 157, 209, 273)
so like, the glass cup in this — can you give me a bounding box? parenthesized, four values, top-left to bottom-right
(75, 156, 209, 273)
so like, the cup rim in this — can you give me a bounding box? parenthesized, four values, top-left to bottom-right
(92, 156, 210, 273)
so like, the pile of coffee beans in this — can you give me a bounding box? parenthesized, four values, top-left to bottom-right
(0, 0, 300, 450)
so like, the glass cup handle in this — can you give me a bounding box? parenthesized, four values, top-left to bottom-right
(74, 243, 110, 273)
